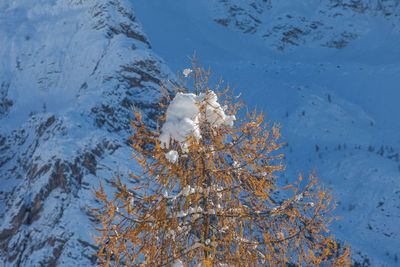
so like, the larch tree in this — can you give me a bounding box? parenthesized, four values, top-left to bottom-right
(92, 55, 351, 266)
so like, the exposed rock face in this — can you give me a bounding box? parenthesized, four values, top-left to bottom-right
(0, 0, 171, 266)
(207, 0, 400, 50)
(0, 82, 13, 119)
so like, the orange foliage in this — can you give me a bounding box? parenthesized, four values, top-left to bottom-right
(92, 54, 351, 266)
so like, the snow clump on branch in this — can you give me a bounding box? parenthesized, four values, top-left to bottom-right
(182, 68, 193, 77)
(159, 91, 236, 152)
(165, 150, 179, 163)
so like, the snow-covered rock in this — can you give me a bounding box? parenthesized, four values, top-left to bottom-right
(206, 0, 400, 50)
(0, 0, 171, 266)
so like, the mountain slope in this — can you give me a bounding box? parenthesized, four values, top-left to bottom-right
(206, 0, 400, 50)
(133, 0, 400, 266)
(0, 0, 171, 266)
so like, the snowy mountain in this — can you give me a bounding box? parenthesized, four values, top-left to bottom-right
(0, 0, 171, 265)
(207, 0, 400, 50)
(1, 0, 400, 266)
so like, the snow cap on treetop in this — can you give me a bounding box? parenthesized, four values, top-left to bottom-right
(158, 90, 236, 150)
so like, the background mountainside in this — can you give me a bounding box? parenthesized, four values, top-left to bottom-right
(0, 0, 171, 265)
(1, 0, 399, 266)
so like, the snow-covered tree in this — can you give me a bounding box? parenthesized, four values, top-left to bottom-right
(92, 55, 351, 266)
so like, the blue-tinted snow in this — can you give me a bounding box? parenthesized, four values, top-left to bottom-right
(134, 0, 400, 265)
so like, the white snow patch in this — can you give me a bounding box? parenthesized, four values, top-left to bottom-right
(159, 90, 235, 149)
(159, 92, 200, 149)
(173, 259, 184, 267)
(165, 150, 179, 163)
(202, 90, 236, 127)
(183, 68, 193, 77)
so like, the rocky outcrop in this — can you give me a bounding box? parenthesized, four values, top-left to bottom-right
(0, 0, 171, 266)
(208, 0, 400, 50)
